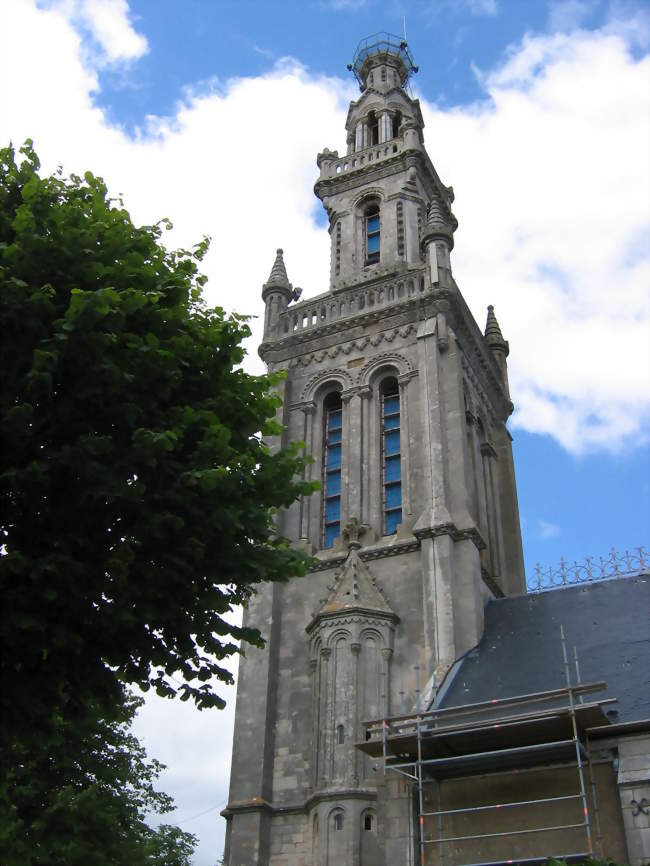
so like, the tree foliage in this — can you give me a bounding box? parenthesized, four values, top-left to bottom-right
(1, 686, 197, 866)
(0, 142, 314, 743)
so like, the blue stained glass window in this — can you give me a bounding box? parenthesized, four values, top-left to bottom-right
(325, 497, 340, 523)
(366, 206, 380, 263)
(385, 430, 400, 455)
(385, 509, 402, 535)
(367, 233, 380, 253)
(326, 470, 341, 495)
(385, 455, 400, 481)
(327, 444, 341, 469)
(329, 410, 342, 430)
(325, 524, 340, 548)
(323, 394, 343, 548)
(384, 396, 399, 415)
(382, 381, 402, 536)
(386, 482, 401, 510)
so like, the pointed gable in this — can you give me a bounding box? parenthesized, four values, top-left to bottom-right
(306, 549, 398, 634)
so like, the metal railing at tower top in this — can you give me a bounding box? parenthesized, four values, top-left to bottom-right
(528, 545, 648, 593)
(349, 32, 418, 86)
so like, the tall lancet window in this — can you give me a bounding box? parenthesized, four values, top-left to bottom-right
(323, 392, 343, 548)
(365, 205, 380, 265)
(381, 378, 402, 535)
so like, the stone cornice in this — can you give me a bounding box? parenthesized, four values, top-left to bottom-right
(221, 788, 377, 819)
(308, 538, 421, 573)
(413, 521, 486, 552)
(306, 607, 399, 636)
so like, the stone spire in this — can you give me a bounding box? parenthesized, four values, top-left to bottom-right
(484, 305, 510, 398)
(261, 249, 296, 341)
(262, 248, 292, 299)
(484, 305, 508, 352)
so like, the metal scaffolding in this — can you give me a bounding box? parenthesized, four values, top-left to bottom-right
(359, 630, 613, 866)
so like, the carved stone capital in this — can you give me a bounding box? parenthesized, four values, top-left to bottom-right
(309, 658, 318, 671)
(350, 642, 361, 656)
(381, 647, 393, 662)
(320, 647, 332, 659)
(480, 442, 498, 459)
(398, 371, 418, 388)
(290, 400, 316, 415)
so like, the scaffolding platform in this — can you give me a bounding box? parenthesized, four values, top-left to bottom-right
(358, 633, 613, 866)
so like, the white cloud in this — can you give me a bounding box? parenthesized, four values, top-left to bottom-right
(537, 519, 561, 539)
(419, 28, 650, 453)
(32, 0, 148, 65)
(78, 0, 148, 62)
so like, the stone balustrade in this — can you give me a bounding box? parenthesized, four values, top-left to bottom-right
(278, 271, 426, 337)
(318, 138, 404, 179)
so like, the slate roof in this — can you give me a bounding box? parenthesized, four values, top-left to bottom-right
(438, 574, 650, 726)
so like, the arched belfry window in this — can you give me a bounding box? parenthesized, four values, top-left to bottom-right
(365, 205, 380, 265)
(381, 378, 402, 535)
(323, 392, 342, 548)
(392, 111, 402, 139)
(367, 111, 379, 146)
(337, 724, 345, 744)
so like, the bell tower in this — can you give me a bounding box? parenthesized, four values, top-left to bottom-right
(223, 33, 525, 866)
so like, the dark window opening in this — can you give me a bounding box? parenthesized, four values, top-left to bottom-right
(334, 813, 344, 831)
(368, 111, 379, 147)
(364, 814, 374, 831)
(392, 111, 402, 139)
(337, 724, 345, 744)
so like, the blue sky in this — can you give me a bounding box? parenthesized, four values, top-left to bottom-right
(1, 1, 649, 862)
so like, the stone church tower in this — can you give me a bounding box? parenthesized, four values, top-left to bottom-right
(223, 34, 525, 866)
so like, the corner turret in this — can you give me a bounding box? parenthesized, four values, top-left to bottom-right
(421, 188, 458, 288)
(261, 248, 299, 340)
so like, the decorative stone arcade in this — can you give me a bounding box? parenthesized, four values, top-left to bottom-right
(223, 33, 526, 866)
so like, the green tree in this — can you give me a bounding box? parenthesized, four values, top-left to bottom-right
(0, 141, 314, 742)
(1, 685, 197, 866)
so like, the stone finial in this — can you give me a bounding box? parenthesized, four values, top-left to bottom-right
(484, 305, 509, 356)
(342, 517, 364, 550)
(420, 189, 457, 250)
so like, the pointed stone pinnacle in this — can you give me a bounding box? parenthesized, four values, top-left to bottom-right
(485, 305, 509, 354)
(266, 248, 290, 288)
(262, 248, 293, 302)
